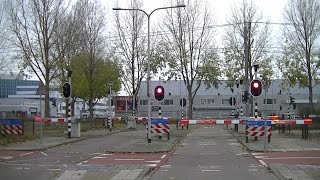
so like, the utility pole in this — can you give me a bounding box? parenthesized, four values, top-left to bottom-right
(244, 15, 250, 117)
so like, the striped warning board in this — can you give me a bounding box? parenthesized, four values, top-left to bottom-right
(1, 119, 23, 135)
(151, 124, 170, 134)
(245, 126, 272, 137)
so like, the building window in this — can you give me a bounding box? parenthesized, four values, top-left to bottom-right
(140, 100, 148, 105)
(222, 99, 230, 105)
(201, 99, 214, 104)
(264, 99, 277, 104)
(163, 99, 173, 105)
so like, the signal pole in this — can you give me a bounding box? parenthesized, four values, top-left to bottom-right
(67, 70, 72, 138)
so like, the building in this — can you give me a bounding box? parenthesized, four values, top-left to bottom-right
(0, 74, 39, 98)
(134, 80, 320, 119)
(0, 75, 112, 118)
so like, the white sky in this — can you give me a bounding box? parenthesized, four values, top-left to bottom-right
(104, 0, 288, 95)
(104, 0, 287, 25)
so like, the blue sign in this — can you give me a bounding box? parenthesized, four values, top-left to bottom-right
(0, 119, 22, 125)
(150, 118, 170, 124)
(245, 120, 272, 126)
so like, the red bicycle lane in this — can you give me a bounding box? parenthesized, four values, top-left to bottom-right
(252, 150, 320, 166)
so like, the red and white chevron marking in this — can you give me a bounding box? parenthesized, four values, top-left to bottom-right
(150, 124, 170, 134)
(1, 125, 23, 135)
(245, 126, 272, 137)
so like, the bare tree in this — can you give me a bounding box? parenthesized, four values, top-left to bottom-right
(5, 0, 68, 117)
(279, 0, 320, 110)
(223, 0, 273, 86)
(113, 0, 147, 116)
(71, 0, 108, 118)
(157, 0, 221, 119)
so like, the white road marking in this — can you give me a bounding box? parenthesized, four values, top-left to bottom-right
(161, 169, 169, 172)
(16, 167, 30, 170)
(201, 169, 220, 172)
(40, 152, 48, 157)
(0, 156, 13, 160)
(199, 143, 216, 146)
(227, 139, 237, 142)
(19, 152, 34, 157)
(145, 160, 161, 163)
(114, 158, 144, 161)
(146, 164, 158, 167)
(99, 153, 113, 156)
(258, 160, 268, 167)
(228, 143, 241, 146)
(161, 155, 166, 159)
(264, 157, 320, 160)
(161, 165, 171, 168)
(76, 161, 87, 166)
(47, 169, 61, 171)
(248, 169, 259, 171)
(251, 153, 265, 156)
(255, 156, 269, 158)
(64, 156, 71, 158)
(236, 152, 248, 156)
(92, 156, 107, 159)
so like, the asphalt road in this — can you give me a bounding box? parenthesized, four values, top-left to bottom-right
(0, 131, 147, 180)
(146, 126, 279, 180)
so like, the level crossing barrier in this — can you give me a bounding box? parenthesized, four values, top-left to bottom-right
(145, 118, 170, 140)
(272, 118, 313, 140)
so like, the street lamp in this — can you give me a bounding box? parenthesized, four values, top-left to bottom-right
(113, 4, 186, 143)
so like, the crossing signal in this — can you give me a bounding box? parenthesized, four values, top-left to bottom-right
(154, 86, 164, 102)
(62, 82, 71, 98)
(250, 79, 262, 97)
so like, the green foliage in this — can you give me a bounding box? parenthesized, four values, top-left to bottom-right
(70, 54, 121, 101)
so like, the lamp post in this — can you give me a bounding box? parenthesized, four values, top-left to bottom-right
(113, 4, 186, 143)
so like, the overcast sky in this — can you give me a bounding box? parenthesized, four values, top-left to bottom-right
(104, 0, 287, 24)
(103, 0, 289, 95)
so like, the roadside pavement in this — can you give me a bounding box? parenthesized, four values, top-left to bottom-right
(230, 126, 320, 180)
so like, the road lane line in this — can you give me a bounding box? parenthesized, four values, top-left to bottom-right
(41, 152, 48, 157)
(255, 156, 269, 158)
(47, 169, 61, 171)
(258, 160, 268, 167)
(19, 152, 34, 157)
(0, 156, 14, 160)
(264, 157, 320, 160)
(76, 161, 87, 165)
(146, 164, 158, 167)
(92, 156, 107, 159)
(100, 153, 113, 156)
(201, 169, 220, 172)
(161, 155, 166, 159)
(251, 153, 265, 156)
(114, 159, 144, 161)
(145, 160, 161, 163)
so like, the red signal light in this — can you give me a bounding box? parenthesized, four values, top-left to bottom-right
(250, 79, 262, 97)
(154, 86, 165, 101)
